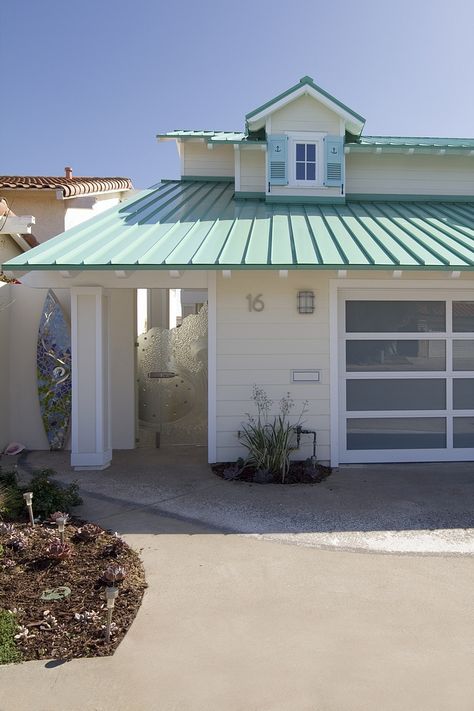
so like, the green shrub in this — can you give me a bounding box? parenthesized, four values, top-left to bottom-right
(239, 386, 308, 484)
(0, 467, 82, 520)
(27, 469, 82, 518)
(0, 610, 22, 665)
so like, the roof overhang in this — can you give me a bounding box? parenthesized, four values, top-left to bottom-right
(4, 180, 474, 274)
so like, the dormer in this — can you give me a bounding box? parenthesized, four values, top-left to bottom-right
(245, 76, 365, 203)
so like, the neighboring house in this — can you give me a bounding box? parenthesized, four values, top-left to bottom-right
(0, 172, 132, 452)
(3, 76, 474, 469)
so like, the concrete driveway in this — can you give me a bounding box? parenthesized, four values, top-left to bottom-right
(1, 497, 473, 711)
(1, 448, 473, 710)
(14, 447, 474, 554)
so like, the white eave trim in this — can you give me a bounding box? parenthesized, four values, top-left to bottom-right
(247, 84, 365, 135)
(0, 215, 35, 234)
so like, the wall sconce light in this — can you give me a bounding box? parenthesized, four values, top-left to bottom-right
(297, 290, 315, 314)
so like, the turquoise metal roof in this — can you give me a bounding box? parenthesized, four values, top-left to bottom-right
(4, 180, 474, 271)
(157, 130, 255, 145)
(349, 136, 474, 152)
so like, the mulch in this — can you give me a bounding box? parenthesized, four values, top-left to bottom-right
(212, 460, 332, 485)
(0, 520, 146, 662)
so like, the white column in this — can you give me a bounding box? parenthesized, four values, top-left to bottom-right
(71, 286, 111, 470)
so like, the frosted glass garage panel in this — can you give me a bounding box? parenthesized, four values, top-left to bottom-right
(347, 418, 446, 450)
(453, 302, 474, 332)
(453, 341, 474, 371)
(346, 301, 445, 333)
(453, 379, 474, 410)
(346, 379, 446, 411)
(453, 417, 474, 447)
(346, 340, 446, 372)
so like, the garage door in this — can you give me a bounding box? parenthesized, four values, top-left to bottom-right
(339, 293, 474, 463)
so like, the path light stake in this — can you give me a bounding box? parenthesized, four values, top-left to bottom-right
(23, 492, 34, 527)
(105, 586, 119, 643)
(56, 516, 66, 544)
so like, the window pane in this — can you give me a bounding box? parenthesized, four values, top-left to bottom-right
(453, 417, 474, 447)
(296, 163, 305, 180)
(453, 340, 474, 371)
(347, 417, 446, 450)
(307, 144, 316, 161)
(346, 340, 446, 371)
(296, 144, 305, 161)
(306, 163, 316, 180)
(453, 302, 474, 332)
(453, 378, 474, 409)
(346, 301, 446, 333)
(346, 378, 446, 411)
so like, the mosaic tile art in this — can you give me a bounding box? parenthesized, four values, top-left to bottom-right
(37, 290, 71, 450)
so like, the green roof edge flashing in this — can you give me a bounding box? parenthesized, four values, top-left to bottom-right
(7, 263, 474, 273)
(245, 75, 366, 125)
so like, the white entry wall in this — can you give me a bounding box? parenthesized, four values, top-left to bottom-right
(333, 283, 474, 464)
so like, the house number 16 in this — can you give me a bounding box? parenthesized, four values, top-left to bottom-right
(246, 293, 264, 312)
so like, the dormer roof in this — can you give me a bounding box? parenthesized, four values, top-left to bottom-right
(245, 75, 365, 136)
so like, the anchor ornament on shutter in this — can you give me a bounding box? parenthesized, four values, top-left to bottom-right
(267, 134, 288, 186)
(324, 135, 344, 187)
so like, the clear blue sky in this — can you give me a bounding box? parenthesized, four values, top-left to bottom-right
(2, 0, 474, 189)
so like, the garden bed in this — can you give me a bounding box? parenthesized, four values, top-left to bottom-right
(212, 460, 332, 485)
(0, 519, 146, 662)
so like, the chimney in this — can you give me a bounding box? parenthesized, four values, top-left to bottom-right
(65, 166, 73, 179)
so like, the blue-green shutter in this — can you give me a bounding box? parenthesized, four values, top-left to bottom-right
(324, 135, 344, 187)
(267, 135, 288, 185)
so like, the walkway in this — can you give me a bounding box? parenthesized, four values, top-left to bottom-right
(17, 447, 474, 555)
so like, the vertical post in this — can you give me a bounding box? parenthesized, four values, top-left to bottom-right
(71, 287, 111, 470)
(207, 271, 217, 463)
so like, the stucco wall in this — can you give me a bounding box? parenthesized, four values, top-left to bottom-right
(182, 143, 234, 177)
(0, 284, 11, 449)
(0, 236, 22, 263)
(346, 153, 474, 196)
(215, 270, 331, 463)
(0, 191, 65, 244)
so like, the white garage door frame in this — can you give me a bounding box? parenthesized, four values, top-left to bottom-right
(329, 278, 474, 466)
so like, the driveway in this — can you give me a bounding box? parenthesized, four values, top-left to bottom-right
(1, 450, 474, 710)
(14, 447, 474, 555)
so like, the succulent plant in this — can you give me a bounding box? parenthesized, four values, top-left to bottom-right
(102, 564, 127, 585)
(76, 523, 102, 542)
(74, 610, 100, 624)
(6, 534, 27, 551)
(102, 533, 127, 557)
(49, 511, 70, 524)
(0, 522, 15, 536)
(45, 538, 72, 561)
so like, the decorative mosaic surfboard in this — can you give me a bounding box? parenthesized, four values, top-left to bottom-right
(37, 290, 72, 450)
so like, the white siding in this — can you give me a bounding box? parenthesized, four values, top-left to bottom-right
(240, 149, 266, 192)
(182, 143, 235, 178)
(215, 271, 331, 463)
(270, 94, 341, 134)
(268, 185, 342, 199)
(346, 153, 474, 196)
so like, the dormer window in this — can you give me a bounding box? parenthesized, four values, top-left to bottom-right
(295, 142, 317, 182)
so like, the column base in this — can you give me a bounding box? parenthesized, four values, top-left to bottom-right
(71, 449, 112, 471)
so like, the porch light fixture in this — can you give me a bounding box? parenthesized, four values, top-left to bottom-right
(297, 290, 315, 314)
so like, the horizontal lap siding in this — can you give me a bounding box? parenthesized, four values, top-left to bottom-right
(346, 154, 474, 195)
(215, 271, 331, 463)
(271, 94, 340, 133)
(240, 150, 266, 192)
(183, 143, 235, 177)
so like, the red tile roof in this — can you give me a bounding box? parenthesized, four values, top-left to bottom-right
(0, 176, 132, 198)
